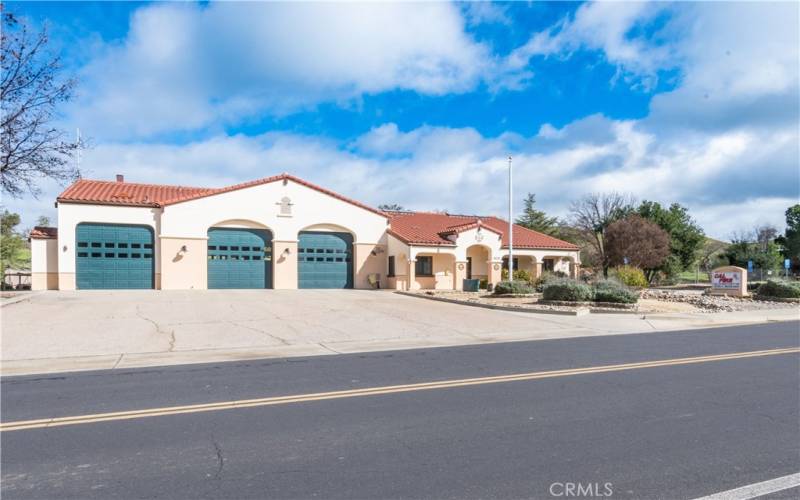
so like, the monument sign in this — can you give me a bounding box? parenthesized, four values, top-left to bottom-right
(709, 266, 748, 297)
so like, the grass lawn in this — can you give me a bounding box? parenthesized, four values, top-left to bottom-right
(678, 270, 709, 283)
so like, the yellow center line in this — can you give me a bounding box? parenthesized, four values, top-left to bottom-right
(2, 347, 797, 432)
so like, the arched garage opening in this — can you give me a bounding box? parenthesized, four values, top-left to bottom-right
(75, 222, 154, 289)
(297, 225, 354, 289)
(207, 226, 273, 289)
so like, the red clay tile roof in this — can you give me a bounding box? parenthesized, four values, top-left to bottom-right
(386, 211, 579, 250)
(29, 226, 58, 239)
(438, 219, 504, 236)
(57, 179, 214, 207)
(57, 173, 387, 217)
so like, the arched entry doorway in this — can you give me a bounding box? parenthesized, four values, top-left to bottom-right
(466, 245, 491, 281)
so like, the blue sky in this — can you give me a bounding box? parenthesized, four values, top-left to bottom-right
(5, 1, 799, 239)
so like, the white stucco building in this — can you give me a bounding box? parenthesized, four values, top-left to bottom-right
(30, 173, 580, 291)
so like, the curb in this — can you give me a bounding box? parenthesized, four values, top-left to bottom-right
(0, 292, 41, 308)
(396, 291, 590, 316)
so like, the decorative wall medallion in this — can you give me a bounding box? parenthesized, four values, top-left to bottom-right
(277, 196, 293, 216)
(493, 263, 500, 271)
(457, 263, 465, 270)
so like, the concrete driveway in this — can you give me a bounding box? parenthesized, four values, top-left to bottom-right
(2, 290, 797, 375)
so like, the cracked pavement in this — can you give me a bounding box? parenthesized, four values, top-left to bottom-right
(2, 289, 797, 375)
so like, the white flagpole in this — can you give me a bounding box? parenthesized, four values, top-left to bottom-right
(508, 155, 513, 281)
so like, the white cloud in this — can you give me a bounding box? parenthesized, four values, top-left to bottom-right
(7, 2, 797, 243)
(69, 2, 493, 139)
(461, 2, 511, 27)
(505, 1, 675, 89)
(8, 112, 797, 240)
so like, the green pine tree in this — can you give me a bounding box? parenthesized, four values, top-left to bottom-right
(515, 193, 559, 235)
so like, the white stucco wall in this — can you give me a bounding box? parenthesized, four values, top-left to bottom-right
(31, 238, 58, 274)
(160, 179, 388, 244)
(57, 203, 162, 274)
(453, 227, 502, 261)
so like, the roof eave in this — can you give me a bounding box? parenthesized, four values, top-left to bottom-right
(56, 199, 162, 208)
(501, 245, 580, 251)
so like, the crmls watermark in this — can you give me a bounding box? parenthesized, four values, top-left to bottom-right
(549, 482, 613, 497)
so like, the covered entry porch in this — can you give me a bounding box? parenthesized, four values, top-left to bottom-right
(502, 251, 580, 279)
(387, 244, 504, 291)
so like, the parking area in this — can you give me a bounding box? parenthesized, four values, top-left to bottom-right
(2, 290, 797, 375)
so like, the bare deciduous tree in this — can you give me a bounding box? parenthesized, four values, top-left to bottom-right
(1, 12, 81, 198)
(605, 215, 671, 281)
(569, 192, 634, 278)
(754, 224, 779, 252)
(378, 203, 405, 211)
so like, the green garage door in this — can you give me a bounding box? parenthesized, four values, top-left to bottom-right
(298, 231, 353, 289)
(207, 228, 272, 289)
(76, 223, 154, 289)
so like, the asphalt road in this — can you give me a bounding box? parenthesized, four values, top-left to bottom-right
(2, 321, 799, 499)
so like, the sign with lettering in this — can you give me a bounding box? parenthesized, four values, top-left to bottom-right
(712, 270, 741, 289)
(710, 266, 748, 297)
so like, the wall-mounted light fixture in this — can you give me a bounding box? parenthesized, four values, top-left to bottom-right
(283, 247, 292, 255)
(179, 245, 188, 254)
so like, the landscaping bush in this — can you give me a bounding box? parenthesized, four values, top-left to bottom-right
(479, 278, 489, 290)
(542, 279, 594, 302)
(755, 279, 800, 298)
(613, 266, 649, 288)
(493, 280, 535, 295)
(747, 281, 764, 292)
(513, 269, 532, 283)
(593, 280, 639, 304)
(533, 271, 557, 292)
(501, 268, 533, 283)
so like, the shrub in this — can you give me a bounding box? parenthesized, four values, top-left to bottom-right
(614, 266, 649, 288)
(493, 280, 535, 295)
(756, 279, 800, 298)
(501, 268, 534, 283)
(533, 271, 557, 292)
(593, 280, 639, 304)
(513, 269, 532, 283)
(542, 279, 594, 302)
(479, 279, 489, 290)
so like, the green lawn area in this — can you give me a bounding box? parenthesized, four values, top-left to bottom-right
(678, 270, 710, 283)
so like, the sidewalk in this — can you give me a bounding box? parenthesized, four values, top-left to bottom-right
(2, 290, 797, 376)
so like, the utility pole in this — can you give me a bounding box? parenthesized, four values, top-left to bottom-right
(508, 156, 513, 281)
